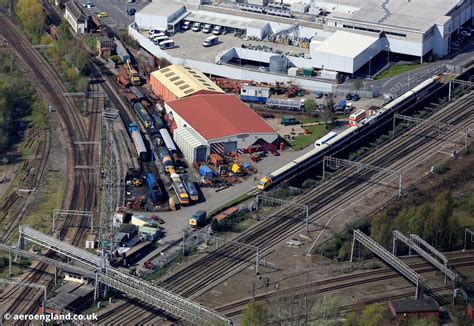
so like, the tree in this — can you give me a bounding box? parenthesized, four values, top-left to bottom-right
(242, 301, 268, 326)
(359, 304, 389, 326)
(211, 218, 219, 232)
(468, 192, 474, 216)
(16, 0, 45, 41)
(304, 98, 317, 113)
(321, 98, 335, 128)
(370, 213, 392, 248)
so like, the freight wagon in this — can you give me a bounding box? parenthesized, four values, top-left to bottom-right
(146, 173, 163, 204)
(133, 102, 153, 128)
(114, 39, 130, 63)
(129, 123, 147, 161)
(159, 128, 177, 153)
(129, 86, 145, 101)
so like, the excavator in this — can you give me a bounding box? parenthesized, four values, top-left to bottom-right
(124, 59, 140, 86)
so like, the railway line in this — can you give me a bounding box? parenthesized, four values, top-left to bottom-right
(96, 85, 471, 323)
(0, 8, 99, 316)
(216, 254, 474, 317)
(158, 93, 472, 298)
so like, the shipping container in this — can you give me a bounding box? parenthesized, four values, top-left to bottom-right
(199, 165, 214, 178)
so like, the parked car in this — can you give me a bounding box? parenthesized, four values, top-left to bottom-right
(351, 94, 360, 101)
(127, 8, 136, 15)
(82, 1, 93, 8)
(258, 66, 268, 72)
(345, 93, 352, 100)
(97, 12, 108, 18)
(315, 91, 323, 98)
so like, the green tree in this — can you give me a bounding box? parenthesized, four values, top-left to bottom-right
(304, 98, 317, 113)
(322, 98, 335, 128)
(370, 213, 392, 248)
(211, 218, 219, 232)
(16, 0, 45, 41)
(467, 192, 474, 216)
(358, 304, 389, 326)
(242, 301, 268, 326)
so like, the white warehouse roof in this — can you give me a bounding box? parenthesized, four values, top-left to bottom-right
(137, 2, 185, 17)
(314, 31, 379, 59)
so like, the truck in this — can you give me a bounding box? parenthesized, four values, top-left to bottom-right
(212, 25, 223, 35)
(189, 210, 206, 227)
(202, 35, 218, 47)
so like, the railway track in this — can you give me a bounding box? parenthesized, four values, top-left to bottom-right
(99, 88, 471, 323)
(159, 94, 472, 299)
(0, 8, 100, 317)
(0, 128, 51, 243)
(216, 255, 474, 317)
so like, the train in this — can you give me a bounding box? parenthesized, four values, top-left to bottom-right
(129, 122, 147, 161)
(159, 128, 177, 153)
(133, 102, 153, 128)
(182, 176, 199, 202)
(171, 173, 189, 205)
(146, 172, 163, 204)
(157, 147, 175, 174)
(151, 113, 166, 130)
(258, 75, 441, 190)
(237, 3, 292, 18)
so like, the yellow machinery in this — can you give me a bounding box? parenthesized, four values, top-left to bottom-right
(132, 178, 142, 187)
(124, 59, 140, 85)
(257, 177, 271, 190)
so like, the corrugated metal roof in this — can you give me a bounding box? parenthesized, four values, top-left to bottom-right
(174, 127, 208, 148)
(167, 94, 276, 141)
(187, 12, 251, 29)
(151, 65, 224, 99)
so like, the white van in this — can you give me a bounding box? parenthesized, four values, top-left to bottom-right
(182, 20, 191, 30)
(202, 35, 218, 47)
(159, 40, 175, 49)
(153, 36, 169, 45)
(192, 22, 201, 32)
(149, 32, 166, 40)
(212, 25, 223, 35)
(148, 28, 165, 35)
(202, 24, 212, 33)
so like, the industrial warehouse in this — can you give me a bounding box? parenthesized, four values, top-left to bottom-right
(128, 0, 473, 89)
(2, 0, 474, 325)
(165, 93, 278, 162)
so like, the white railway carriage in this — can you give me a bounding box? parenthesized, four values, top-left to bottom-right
(258, 76, 441, 190)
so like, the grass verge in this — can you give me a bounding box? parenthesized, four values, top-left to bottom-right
(375, 63, 423, 80)
(290, 124, 327, 150)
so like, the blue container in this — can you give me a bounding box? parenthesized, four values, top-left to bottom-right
(199, 165, 213, 178)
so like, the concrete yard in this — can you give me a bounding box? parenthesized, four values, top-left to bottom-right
(145, 28, 309, 64)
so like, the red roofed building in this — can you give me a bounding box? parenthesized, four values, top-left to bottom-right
(164, 94, 278, 162)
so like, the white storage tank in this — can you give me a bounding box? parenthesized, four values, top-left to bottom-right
(269, 55, 288, 74)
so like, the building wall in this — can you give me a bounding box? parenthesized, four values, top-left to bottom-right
(135, 13, 168, 30)
(150, 75, 179, 101)
(65, 9, 85, 34)
(173, 128, 210, 162)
